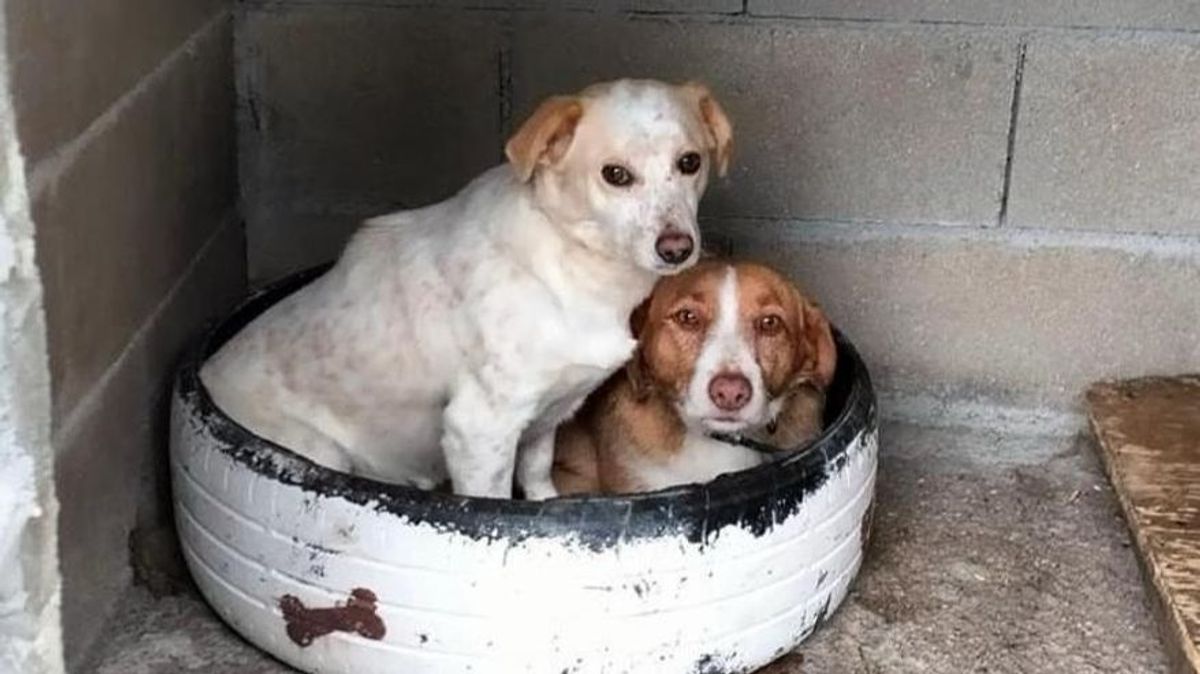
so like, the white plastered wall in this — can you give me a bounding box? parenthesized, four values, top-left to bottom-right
(0, 7, 65, 674)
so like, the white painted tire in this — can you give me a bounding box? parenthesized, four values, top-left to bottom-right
(170, 269, 879, 674)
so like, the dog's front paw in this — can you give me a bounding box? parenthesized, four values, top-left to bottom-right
(522, 481, 559, 501)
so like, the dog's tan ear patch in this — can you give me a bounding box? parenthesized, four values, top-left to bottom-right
(505, 96, 584, 182)
(628, 297, 651, 339)
(680, 82, 734, 177)
(796, 299, 837, 391)
(625, 298, 654, 401)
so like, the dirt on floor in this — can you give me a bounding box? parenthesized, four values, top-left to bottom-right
(86, 422, 1168, 674)
(788, 423, 1166, 673)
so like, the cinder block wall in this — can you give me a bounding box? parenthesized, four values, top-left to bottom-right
(239, 1, 1200, 427)
(5, 0, 244, 667)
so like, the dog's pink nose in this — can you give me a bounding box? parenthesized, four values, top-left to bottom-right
(655, 231, 694, 266)
(708, 373, 752, 411)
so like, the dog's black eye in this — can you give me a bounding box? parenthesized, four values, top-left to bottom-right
(601, 164, 634, 187)
(677, 152, 702, 175)
(673, 308, 701, 329)
(757, 315, 784, 336)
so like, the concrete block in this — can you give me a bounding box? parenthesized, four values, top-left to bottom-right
(32, 19, 236, 423)
(576, 0, 741, 10)
(708, 218, 1200, 410)
(55, 219, 245, 669)
(54, 358, 144, 670)
(259, 0, 741, 11)
(7, 0, 227, 164)
(747, 1, 1200, 31)
(511, 15, 1016, 226)
(240, 6, 505, 280)
(1008, 36, 1200, 235)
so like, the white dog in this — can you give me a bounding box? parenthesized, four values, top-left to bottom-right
(201, 79, 733, 499)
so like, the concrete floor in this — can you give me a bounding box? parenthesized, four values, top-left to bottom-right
(85, 422, 1169, 674)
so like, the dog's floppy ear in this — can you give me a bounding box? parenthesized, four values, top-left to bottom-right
(625, 298, 654, 402)
(629, 297, 650, 339)
(505, 95, 584, 182)
(680, 82, 734, 177)
(791, 293, 837, 391)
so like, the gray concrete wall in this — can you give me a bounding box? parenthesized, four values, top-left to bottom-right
(238, 1, 1200, 427)
(4, 0, 245, 668)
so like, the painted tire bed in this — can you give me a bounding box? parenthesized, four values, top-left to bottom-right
(169, 268, 879, 674)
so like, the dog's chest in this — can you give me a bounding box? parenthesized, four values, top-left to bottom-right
(632, 434, 767, 491)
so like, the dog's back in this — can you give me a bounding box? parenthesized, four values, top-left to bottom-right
(200, 178, 507, 484)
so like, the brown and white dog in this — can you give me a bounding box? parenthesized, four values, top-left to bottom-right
(201, 79, 732, 499)
(553, 261, 836, 495)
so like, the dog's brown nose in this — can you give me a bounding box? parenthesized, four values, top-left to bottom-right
(708, 373, 752, 411)
(655, 231, 694, 266)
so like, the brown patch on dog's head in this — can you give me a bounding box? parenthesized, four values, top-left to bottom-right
(625, 262, 836, 428)
(679, 81, 734, 177)
(794, 294, 837, 391)
(731, 263, 836, 396)
(626, 296, 653, 401)
(505, 95, 584, 182)
(626, 261, 730, 402)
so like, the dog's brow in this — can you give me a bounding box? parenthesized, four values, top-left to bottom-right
(754, 303, 786, 317)
(753, 291, 781, 308)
